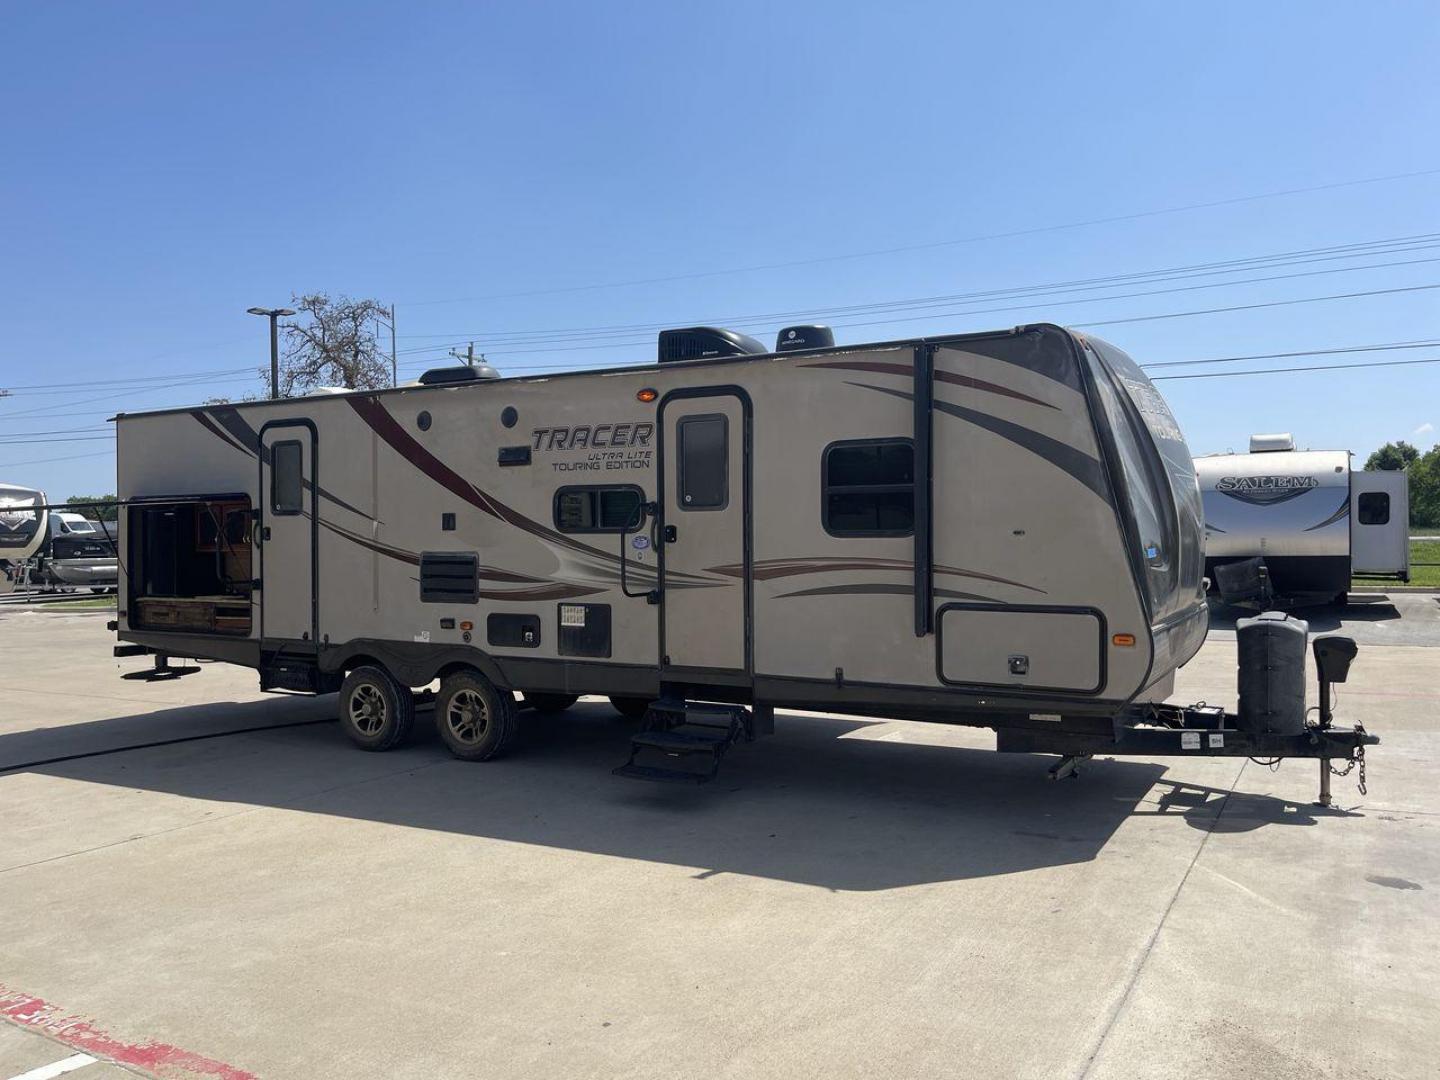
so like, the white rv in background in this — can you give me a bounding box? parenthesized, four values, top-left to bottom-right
(0, 482, 49, 576)
(1195, 434, 1409, 606)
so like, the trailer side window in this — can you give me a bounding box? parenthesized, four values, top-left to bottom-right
(1358, 492, 1390, 525)
(677, 414, 728, 510)
(822, 439, 914, 537)
(270, 440, 303, 515)
(554, 486, 645, 533)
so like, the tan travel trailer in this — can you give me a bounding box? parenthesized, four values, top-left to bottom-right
(111, 324, 1374, 797)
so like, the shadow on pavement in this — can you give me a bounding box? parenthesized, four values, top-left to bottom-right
(1207, 596, 1401, 633)
(1, 695, 1351, 890)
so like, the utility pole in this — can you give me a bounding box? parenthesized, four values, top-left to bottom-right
(246, 306, 296, 399)
(448, 342, 480, 368)
(373, 304, 399, 387)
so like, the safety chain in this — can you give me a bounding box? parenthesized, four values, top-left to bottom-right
(1329, 742, 1367, 796)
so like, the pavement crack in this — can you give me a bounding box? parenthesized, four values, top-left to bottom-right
(1072, 757, 1248, 1080)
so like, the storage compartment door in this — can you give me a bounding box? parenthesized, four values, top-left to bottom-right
(938, 604, 1104, 694)
(1351, 471, 1409, 574)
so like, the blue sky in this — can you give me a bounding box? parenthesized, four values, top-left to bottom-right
(2, 1, 1438, 499)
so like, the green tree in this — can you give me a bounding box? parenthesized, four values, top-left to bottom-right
(1364, 441, 1419, 471)
(66, 494, 118, 522)
(1410, 446, 1440, 528)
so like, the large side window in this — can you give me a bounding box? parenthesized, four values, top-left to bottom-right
(271, 440, 303, 515)
(822, 438, 914, 537)
(677, 414, 728, 510)
(1358, 491, 1390, 525)
(554, 485, 644, 533)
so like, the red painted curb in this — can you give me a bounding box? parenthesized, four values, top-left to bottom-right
(0, 985, 256, 1080)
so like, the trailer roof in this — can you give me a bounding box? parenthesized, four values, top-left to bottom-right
(112, 323, 1078, 422)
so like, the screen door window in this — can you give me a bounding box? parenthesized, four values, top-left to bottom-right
(678, 414, 728, 510)
(271, 440, 304, 515)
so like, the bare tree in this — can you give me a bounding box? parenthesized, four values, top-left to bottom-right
(272, 294, 392, 396)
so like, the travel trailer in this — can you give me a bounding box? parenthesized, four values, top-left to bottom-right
(108, 324, 1373, 798)
(0, 483, 49, 590)
(1195, 434, 1409, 607)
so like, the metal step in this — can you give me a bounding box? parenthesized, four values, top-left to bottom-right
(121, 665, 201, 682)
(615, 698, 756, 783)
(630, 729, 731, 755)
(611, 762, 713, 784)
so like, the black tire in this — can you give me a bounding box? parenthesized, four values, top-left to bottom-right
(1334, 592, 1349, 607)
(521, 692, 579, 713)
(609, 695, 652, 720)
(338, 665, 415, 751)
(436, 669, 518, 761)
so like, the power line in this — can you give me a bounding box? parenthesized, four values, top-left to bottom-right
(395, 232, 1440, 350)
(0, 449, 114, 469)
(394, 276, 1440, 370)
(1143, 338, 1440, 368)
(399, 166, 1440, 306)
(1152, 355, 1440, 380)
(0, 435, 113, 445)
(1, 366, 254, 395)
(1073, 281, 1440, 329)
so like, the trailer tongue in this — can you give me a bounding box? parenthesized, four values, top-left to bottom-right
(996, 617, 1374, 807)
(616, 616, 1374, 807)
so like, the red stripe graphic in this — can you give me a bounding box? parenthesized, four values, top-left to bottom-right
(0, 985, 256, 1080)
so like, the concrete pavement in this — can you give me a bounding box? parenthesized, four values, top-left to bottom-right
(1, 609, 1435, 1079)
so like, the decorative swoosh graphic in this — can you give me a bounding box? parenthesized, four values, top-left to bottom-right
(316, 518, 605, 599)
(774, 583, 1004, 603)
(1303, 495, 1352, 532)
(846, 381, 1111, 502)
(195, 407, 378, 522)
(344, 395, 718, 587)
(709, 556, 1044, 594)
(799, 359, 1058, 410)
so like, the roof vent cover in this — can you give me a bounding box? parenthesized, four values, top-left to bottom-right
(418, 363, 501, 385)
(657, 327, 767, 364)
(1249, 433, 1295, 453)
(776, 324, 835, 352)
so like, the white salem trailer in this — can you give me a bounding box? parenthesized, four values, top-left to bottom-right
(106, 324, 1374, 797)
(0, 483, 48, 593)
(1195, 434, 1409, 606)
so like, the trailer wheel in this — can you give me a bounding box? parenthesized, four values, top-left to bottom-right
(338, 665, 415, 752)
(609, 695, 652, 720)
(521, 692, 579, 713)
(436, 670, 518, 761)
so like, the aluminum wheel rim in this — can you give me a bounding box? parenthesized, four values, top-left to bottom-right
(349, 683, 388, 736)
(446, 688, 489, 745)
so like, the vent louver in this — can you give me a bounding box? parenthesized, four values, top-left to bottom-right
(419, 551, 480, 603)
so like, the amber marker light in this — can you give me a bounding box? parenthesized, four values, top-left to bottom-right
(460, 621, 474, 632)
(1112, 633, 1136, 647)
(636, 388, 658, 402)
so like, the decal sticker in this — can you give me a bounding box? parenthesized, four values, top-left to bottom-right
(1181, 732, 1201, 750)
(413, 630, 431, 643)
(560, 604, 587, 628)
(1208, 733, 1225, 748)
(1215, 474, 1319, 506)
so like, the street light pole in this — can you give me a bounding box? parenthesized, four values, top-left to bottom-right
(246, 306, 296, 399)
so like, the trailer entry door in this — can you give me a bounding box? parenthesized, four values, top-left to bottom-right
(259, 421, 318, 647)
(659, 391, 750, 678)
